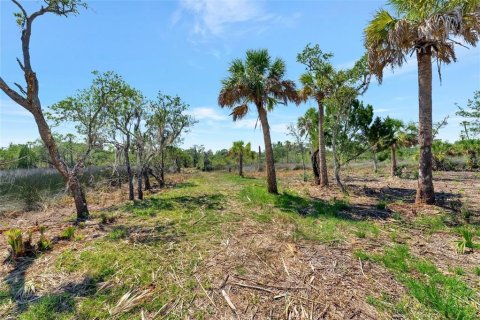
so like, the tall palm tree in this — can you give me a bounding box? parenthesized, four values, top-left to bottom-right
(364, 0, 480, 204)
(297, 45, 335, 187)
(219, 49, 299, 194)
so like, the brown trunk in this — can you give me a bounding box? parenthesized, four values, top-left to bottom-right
(311, 149, 320, 185)
(31, 109, 89, 220)
(69, 176, 89, 221)
(416, 48, 435, 204)
(124, 137, 134, 201)
(331, 125, 347, 194)
(257, 104, 278, 194)
(239, 153, 244, 177)
(137, 168, 143, 200)
(160, 151, 165, 188)
(143, 169, 151, 190)
(391, 143, 397, 177)
(258, 146, 262, 171)
(317, 100, 328, 187)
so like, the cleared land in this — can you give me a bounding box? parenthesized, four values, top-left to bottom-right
(0, 167, 479, 319)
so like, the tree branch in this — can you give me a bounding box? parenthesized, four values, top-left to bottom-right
(11, 0, 28, 24)
(0, 77, 30, 110)
(14, 82, 27, 96)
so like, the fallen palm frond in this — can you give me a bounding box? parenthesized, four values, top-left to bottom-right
(108, 288, 154, 317)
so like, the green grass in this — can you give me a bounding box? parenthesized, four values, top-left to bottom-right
(4, 171, 479, 319)
(358, 245, 479, 319)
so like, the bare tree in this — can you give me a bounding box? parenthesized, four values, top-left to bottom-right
(0, 0, 89, 220)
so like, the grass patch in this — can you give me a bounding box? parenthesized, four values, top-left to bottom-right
(360, 245, 479, 319)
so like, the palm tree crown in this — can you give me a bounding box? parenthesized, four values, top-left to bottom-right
(218, 49, 299, 118)
(365, 0, 480, 82)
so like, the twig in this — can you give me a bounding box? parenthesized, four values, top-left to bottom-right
(195, 275, 217, 309)
(358, 258, 366, 278)
(221, 289, 237, 312)
(231, 282, 273, 293)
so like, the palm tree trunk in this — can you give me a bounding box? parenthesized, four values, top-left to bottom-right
(137, 168, 143, 200)
(258, 104, 278, 194)
(416, 48, 435, 204)
(391, 143, 397, 177)
(372, 151, 378, 173)
(317, 100, 328, 187)
(239, 153, 243, 177)
(311, 149, 320, 185)
(258, 146, 262, 171)
(331, 124, 346, 194)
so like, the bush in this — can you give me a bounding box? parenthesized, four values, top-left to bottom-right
(456, 227, 477, 254)
(37, 226, 52, 251)
(5, 228, 25, 258)
(60, 226, 76, 241)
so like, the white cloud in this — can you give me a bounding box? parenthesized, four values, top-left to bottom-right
(177, 0, 263, 36)
(233, 118, 258, 129)
(174, 0, 300, 40)
(374, 108, 395, 113)
(271, 123, 288, 134)
(187, 107, 227, 121)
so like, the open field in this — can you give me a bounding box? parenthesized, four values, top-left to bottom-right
(0, 166, 479, 319)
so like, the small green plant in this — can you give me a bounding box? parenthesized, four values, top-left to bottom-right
(60, 226, 76, 241)
(37, 226, 51, 251)
(5, 228, 25, 258)
(376, 199, 388, 210)
(461, 207, 471, 223)
(354, 230, 367, 238)
(474, 267, 480, 276)
(456, 227, 477, 254)
(109, 226, 129, 240)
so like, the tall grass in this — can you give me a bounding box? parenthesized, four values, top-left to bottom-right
(0, 166, 130, 212)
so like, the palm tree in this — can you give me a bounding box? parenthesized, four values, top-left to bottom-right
(218, 49, 299, 194)
(297, 45, 336, 187)
(364, 0, 480, 204)
(229, 141, 254, 177)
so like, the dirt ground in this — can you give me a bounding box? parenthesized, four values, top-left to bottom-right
(0, 167, 479, 319)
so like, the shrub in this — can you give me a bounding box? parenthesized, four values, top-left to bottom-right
(60, 226, 76, 241)
(5, 228, 25, 258)
(18, 184, 42, 211)
(456, 227, 477, 254)
(37, 226, 52, 251)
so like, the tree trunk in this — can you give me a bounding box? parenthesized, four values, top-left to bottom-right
(137, 168, 143, 200)
(175, 157, 181, 173)
(416, 48, 435, 204)
(311, 149, 320, 185)
(317, 100, 328, 187)
(160, 151, 165, 188)
(239, 153, 244, 177)
(68, 176, 89, 221)
(143, 169, 151, 190)
(301, 144, 307, 182)
(372, 151, 378, 173)
(257, 104, 277, 194)
(331, 126, 347, 194)
(258, 146, 262, 171)
(391, 143, 397, 177)
(124, 137, 134, 201)
(30, 109, 89, 220)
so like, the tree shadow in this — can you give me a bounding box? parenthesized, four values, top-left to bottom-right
(165, 194, 226, 211)
(111, 222, 186, 245)
(3, 251, 117, 318)
(272, 191, 386, 221)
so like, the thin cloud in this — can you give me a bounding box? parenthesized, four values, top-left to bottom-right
(174, 0, 300, 39)
(187, 107, 227, 121)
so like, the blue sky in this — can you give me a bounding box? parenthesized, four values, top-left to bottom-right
(1, 0, 479, 150)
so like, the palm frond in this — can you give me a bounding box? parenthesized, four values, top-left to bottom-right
(230, 104, 249, 121)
